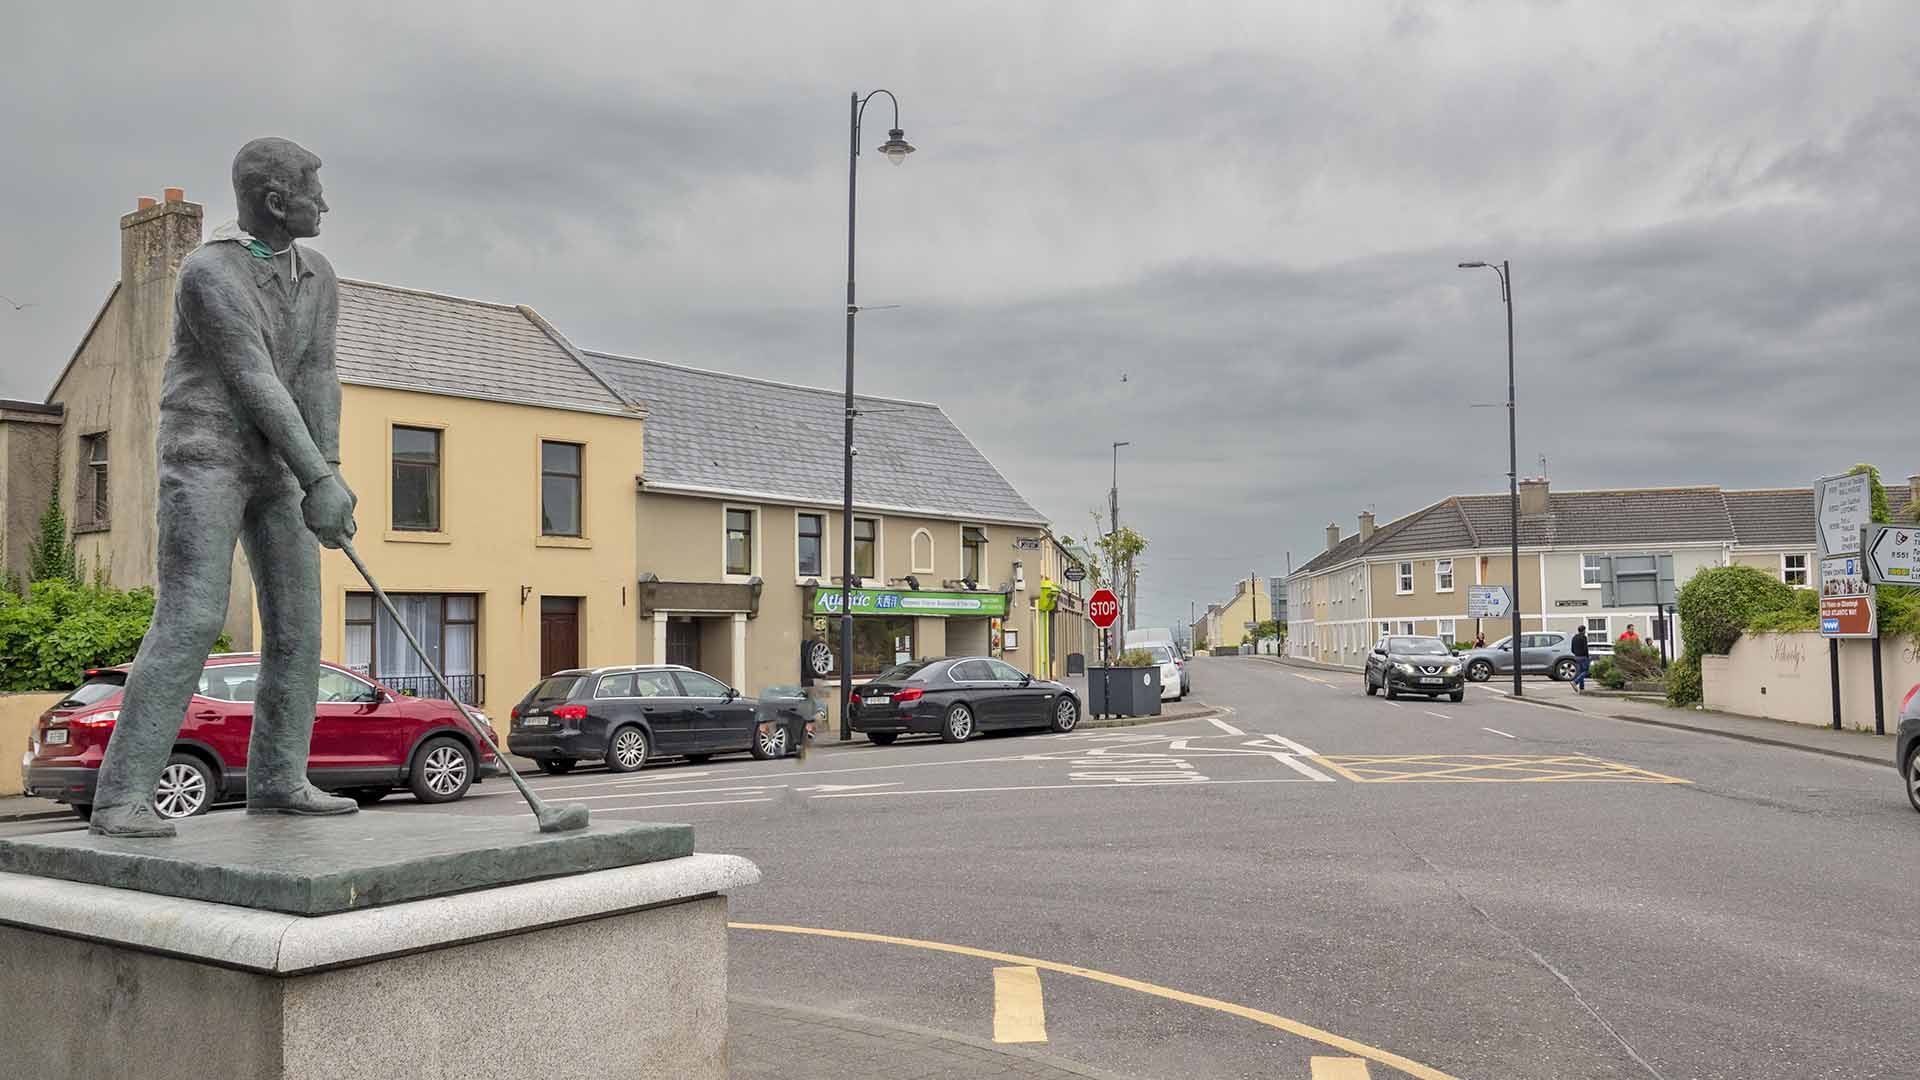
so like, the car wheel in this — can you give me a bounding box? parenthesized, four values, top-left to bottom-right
(1467, 660, 1493, 683)
(1364, 670, 1378, 696)
(1906, 745, 1920, 814)
(1051, 695, 1080, 733)
(152, 753, 215, 819)
(751, 723, 789, 760)
(409, 737, 474, 803)
(535, 758, 575, 776)
(1553, 658, 1579, 682)
(346, 787, 394, 806)
(1383, 675, 1399, 701)
(942, 703, 975, 743)
(867, 732, 898, 746)
(605, 726, 648, 773)
(70, 803, 92, 822)
(1450, 691, 1465, 704)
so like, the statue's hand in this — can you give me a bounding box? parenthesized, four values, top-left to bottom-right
(303, 474, 358, 549)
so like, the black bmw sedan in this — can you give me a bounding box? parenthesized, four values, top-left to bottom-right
(508, 665, 804, 774)
(849, 656, 1081, 745)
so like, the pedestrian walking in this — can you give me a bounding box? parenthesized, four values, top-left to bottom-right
(1570, 625, 1591, 692)
(1619, 624, 1639, 646)
(1473, 632, 1486, 649)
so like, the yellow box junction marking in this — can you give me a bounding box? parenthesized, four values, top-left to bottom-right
(1310, 753, 1688, 785)
(1312, 1057, 1374, 1079)
(730, 922, 1463, 1079)
(993, 965, 1049, 1043)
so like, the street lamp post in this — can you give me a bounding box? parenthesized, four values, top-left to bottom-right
(1457, 259, 1523, 698)
(840, 90, 916, 741)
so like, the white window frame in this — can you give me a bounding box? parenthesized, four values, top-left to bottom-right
(1379, 621, 1391, 639)
(1781, 553, 1809, 588)
(721, 504, 759, 581)
(1396, 561, 1414, 595)
(911, 527, 935, 575)
(1003, 627, 1019, 651)
(1581, 553, 1603, 589)
(1435, 558, 1454, 593)
(1585, 615, 1610, 642)
(1399, 620, 1416, 636)
(1437, 618, 1457, 645)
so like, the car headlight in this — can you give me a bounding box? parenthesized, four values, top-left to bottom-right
(1444, 663, 1462, 675)
(1394, 662, 1416, 674)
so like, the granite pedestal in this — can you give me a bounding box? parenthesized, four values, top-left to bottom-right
(0, 813, 759, 1080)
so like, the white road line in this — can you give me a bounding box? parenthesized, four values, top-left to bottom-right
(809, 777, 1317, 799)
(1383, 701, 1402, 709)
(1482, 727, 1517, 739)
(1263, 734, 1320, 756)
(527, 770, 720, 793)
(593, 797, 774, 812)
(554, 785, 780, 804)
(1207, 716, 1246, 736)
(1270, 754, 1336, 782)
(1425, 711, 1451, 720)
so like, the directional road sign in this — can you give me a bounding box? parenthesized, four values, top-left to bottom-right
(1819, 554, 1876, 638)
(1815, 471, 1873, 558)
(1864, 524, 1920, 586)
(1088, 588, 1120, 629)
(1468, 585, 1511, 619)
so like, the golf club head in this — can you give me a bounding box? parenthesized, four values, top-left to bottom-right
(537, 802, 591, 833)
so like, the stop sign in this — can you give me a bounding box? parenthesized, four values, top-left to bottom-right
(1088, 588, 1120, 629)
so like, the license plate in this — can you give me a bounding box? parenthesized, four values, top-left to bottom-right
(45, 729, 68, 745)
(521, 717, 548, 728)
(1419, 678, 1445, 685)
(866, 696, 891, 707)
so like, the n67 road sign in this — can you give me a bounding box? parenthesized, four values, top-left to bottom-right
(1088, 588, 1120, 629)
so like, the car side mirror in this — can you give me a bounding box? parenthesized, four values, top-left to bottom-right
(1021, 674, 1032, 686)
(726, 687, 739, 701)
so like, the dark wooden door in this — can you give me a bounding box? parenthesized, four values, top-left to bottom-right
(666, 621, 700, 670)
(540, 597, 580, 676)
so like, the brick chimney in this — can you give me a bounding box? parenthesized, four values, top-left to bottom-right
(1326, 522, 1341, 551)
(1519, 476, 1550, 516)
(1358, 510, 1376, 541)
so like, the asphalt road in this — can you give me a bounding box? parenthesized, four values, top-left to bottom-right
(9, 656, 1916, 1078)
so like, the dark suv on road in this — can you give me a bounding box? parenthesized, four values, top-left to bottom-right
(1364, 636, 1466, 702)
(507, 665, 804, 774)
(23, 653, 500, 821)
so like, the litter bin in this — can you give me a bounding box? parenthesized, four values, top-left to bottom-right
(1088, 665, 1162, 718)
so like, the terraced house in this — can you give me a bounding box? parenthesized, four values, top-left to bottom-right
(0, 188, 1060, 724)
(1285, 476, 1916, 667)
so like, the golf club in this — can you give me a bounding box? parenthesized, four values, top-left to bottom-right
(340, 539, 589, 833)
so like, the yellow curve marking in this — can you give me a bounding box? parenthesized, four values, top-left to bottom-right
(993, 965, 1048, 1043)
(1313, 1057, 1374, 1078)
(730, 922, 1461, 1079)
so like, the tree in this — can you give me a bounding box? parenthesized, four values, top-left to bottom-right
(27, 477, 78, 586)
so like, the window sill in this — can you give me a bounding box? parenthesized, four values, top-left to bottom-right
(1580, 583, 1602, 590)
(536, 535, 593, 549)
(385, 530, 452, 545)
(722, 573, 755, 584)
(72, 522, 109, 535)
(1435, 587, 1455, 594)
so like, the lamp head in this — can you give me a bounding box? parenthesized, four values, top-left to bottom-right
(1457, 261, 1488, 269)
(878, 129, 915, 165)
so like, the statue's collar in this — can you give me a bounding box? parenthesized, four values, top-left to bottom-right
(211, 220, 311, 283)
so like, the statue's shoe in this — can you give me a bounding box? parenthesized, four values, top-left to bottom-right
(247, 785, 359, 817)
(88, 802, 178, 838)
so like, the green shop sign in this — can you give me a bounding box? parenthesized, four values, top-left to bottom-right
(811, 588, 1008, 618)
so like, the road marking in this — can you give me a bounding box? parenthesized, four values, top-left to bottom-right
(992, 966, 1048, 1043)
(1482, 728, 1517, 739)
(1312, 754, 1690, 784)
(527, 770, 718, 792)
(1208, 716, 1246, 736)
(795, 782, 901, 794)
(1264, 734, 1320, 756)
(808, 777, 1317, 799)
(1312, 1057, 1373, 1078)
(1424, 711, 1451, 720)
(1271, 753, 1337, 782)
(553, 784, 779, 804)
(730, 923, 1461, 1080)
(595, 797, 774, 811)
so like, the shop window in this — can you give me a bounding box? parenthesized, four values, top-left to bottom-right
(392, 425, 441, 531)
(853, 517, 877, 580)
(540, 441, 582, 536)
(725, 508, 754, 575)
(346, 592, 482, 704)
(797, 513, 824, 577)
(962, 527, 988, 583)
(853, 616, 914, 676)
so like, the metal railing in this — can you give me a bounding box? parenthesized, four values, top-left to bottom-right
(380, 673, 485, 706)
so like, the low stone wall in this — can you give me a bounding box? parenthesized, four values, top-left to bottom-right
(0, 693, 60, 795)
(1702, 631, 1920, 732)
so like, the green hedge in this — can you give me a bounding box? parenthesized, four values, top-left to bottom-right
(0, 580, 157, 692)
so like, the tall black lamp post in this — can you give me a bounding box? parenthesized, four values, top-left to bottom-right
(1458, 259, 1523, 698)
(839, 90, 916, 741)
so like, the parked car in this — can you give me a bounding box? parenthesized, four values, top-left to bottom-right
(1364, 635, 1466, 702)
(1894, 683, 1920, 812)
(848, 656, 1080, 744)
(508, 665, 803, 774)
(1127, 628, 1189, 694)
(1143, 643, 1185, 701)
(1458, 632, 1602, 683)
(23, 653, 501, 821)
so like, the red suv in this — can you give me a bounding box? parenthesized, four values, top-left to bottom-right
(23, 653, 501, 821)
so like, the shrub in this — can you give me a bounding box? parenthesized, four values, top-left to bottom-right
(1747, 587, 1820, 634)
(1675, 565, 1796, 659)
(1116, 649, 1158, 667)
(0, 580, 155, 692)
(1609, 639, 1665, 680)
(1589, 657, 1626, 690)
(1666, 654, 1703, 705)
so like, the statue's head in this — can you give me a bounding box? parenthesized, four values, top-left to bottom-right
(232, 137, 327, 240)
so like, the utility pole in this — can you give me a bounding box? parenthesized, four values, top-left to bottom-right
(1459, 258, 1523, 698)
(1110, 440, 1130, 636)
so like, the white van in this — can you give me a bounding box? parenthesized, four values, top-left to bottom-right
(1124, 628, 1188, 698)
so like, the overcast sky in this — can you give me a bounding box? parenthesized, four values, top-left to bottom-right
(3, 2, 1916, 633)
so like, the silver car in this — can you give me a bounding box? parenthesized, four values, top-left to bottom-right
(1459, 632, 1609, 684)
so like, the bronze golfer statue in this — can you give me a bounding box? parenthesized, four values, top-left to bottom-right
(90, 138, 359, 837)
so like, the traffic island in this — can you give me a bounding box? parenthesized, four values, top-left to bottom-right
(0, 813, 758, 1080)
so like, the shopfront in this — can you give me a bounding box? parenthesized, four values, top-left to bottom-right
(802, 586, 1012, 684)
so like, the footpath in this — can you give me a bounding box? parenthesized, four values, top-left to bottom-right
(731, 999, 1130, 1079)
(1258, 655, 1897, 767)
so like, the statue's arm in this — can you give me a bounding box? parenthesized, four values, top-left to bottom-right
(314, 271, 343, 467)
(176, 259, 334, 489)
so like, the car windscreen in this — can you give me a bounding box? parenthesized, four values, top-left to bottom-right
(58, 671, 127, 708)
(873, 662, 932, 683)
(1148, 645, 1176, 663)
(530, 676, 583, 701)
(1389, 637, 1449, 655)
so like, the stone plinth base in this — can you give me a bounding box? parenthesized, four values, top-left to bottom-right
(0, 852, 758, 1080)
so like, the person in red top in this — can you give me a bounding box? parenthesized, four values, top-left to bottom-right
(1618, 624, 1639, 645)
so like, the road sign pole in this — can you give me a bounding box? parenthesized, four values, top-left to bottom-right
(1829, 638, 1842, 731)
(1872, 634, 1886, 736)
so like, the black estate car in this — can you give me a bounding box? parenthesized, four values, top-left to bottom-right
(849, 656, 1081, 745)
(508, 665, 803, 774)
(1364, 635, 1466, 703)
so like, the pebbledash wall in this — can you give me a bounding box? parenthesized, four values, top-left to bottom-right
(1702, 632, 1920, 733)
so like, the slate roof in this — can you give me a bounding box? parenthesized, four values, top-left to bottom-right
(588, 350, 1047, 525)
(1294, 483, 1887, 577)
(335, 280, 635, 417)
